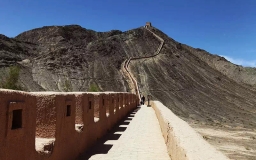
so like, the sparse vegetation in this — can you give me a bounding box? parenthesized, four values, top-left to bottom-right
(203, 135, 210, 140)
(0, 66, 22, 90)
(245, 147, 250, 150)
(88, 82, 99, 92)
(63, 79, 73, 92)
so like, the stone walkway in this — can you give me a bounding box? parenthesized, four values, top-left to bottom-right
(78, 105, 170, 160)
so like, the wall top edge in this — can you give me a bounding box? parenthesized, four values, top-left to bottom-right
(0, 89, 132, 96)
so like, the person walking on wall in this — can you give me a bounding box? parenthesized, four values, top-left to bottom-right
(141, 95, 145, 105)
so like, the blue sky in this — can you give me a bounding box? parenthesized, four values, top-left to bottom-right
(1, 0, 256, 67)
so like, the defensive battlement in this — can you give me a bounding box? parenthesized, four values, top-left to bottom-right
(0, 89, 138, 160)
(145, 22, 152, 28)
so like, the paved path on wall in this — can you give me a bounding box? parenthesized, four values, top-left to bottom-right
(77, 105, 170, 160)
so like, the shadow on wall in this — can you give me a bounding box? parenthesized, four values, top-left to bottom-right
(0, 89, 139, 160)
(76, 107, 141, 160)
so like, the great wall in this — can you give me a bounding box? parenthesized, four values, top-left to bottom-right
(0, 90, 138, 159)
(0, 23, 229, 160)
(122, 22, 164, 99)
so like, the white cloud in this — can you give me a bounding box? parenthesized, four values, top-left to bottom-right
(220, 55, 256, 67)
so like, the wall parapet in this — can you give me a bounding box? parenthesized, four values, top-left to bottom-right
(0, 89, 138, 160)
(152, 101, 229, 160)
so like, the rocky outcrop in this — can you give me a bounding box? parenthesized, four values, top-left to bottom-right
(0, 34, 35, 67)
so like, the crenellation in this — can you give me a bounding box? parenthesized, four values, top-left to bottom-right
(0, 89, 138, 160)
(0, 89, 37, 160)
(145, 22, 152, 28)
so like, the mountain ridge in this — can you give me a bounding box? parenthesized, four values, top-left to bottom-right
(0, 24, 255, 126)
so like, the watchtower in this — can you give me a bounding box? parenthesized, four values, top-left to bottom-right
(145, 22, 152, 28)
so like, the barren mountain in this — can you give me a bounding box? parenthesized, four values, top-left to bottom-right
(0, 25, 256, 159)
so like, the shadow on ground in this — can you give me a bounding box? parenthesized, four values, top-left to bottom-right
(76, 106, 141, 160)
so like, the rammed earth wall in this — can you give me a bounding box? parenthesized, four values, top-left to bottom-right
(152, 101, 229, 160)
(0, 89, 138, 160)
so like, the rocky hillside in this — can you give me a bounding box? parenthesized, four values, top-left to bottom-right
(1, 25, 160, 91)
(128, 27, 256, 128)
(1, 25, 256, 129)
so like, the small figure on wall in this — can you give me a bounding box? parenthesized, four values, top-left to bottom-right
(147, 95, 152, 107)
(141, 95, 145, 105)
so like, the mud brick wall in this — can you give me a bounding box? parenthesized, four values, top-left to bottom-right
(0, 89, 138, 160)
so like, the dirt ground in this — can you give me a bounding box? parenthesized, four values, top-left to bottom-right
(189, 123, 256, 160)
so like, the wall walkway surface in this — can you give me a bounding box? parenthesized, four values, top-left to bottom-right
(152, 101, 229, 160)
(77, 105, 170, 160)
(0, 89, 138, 160)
